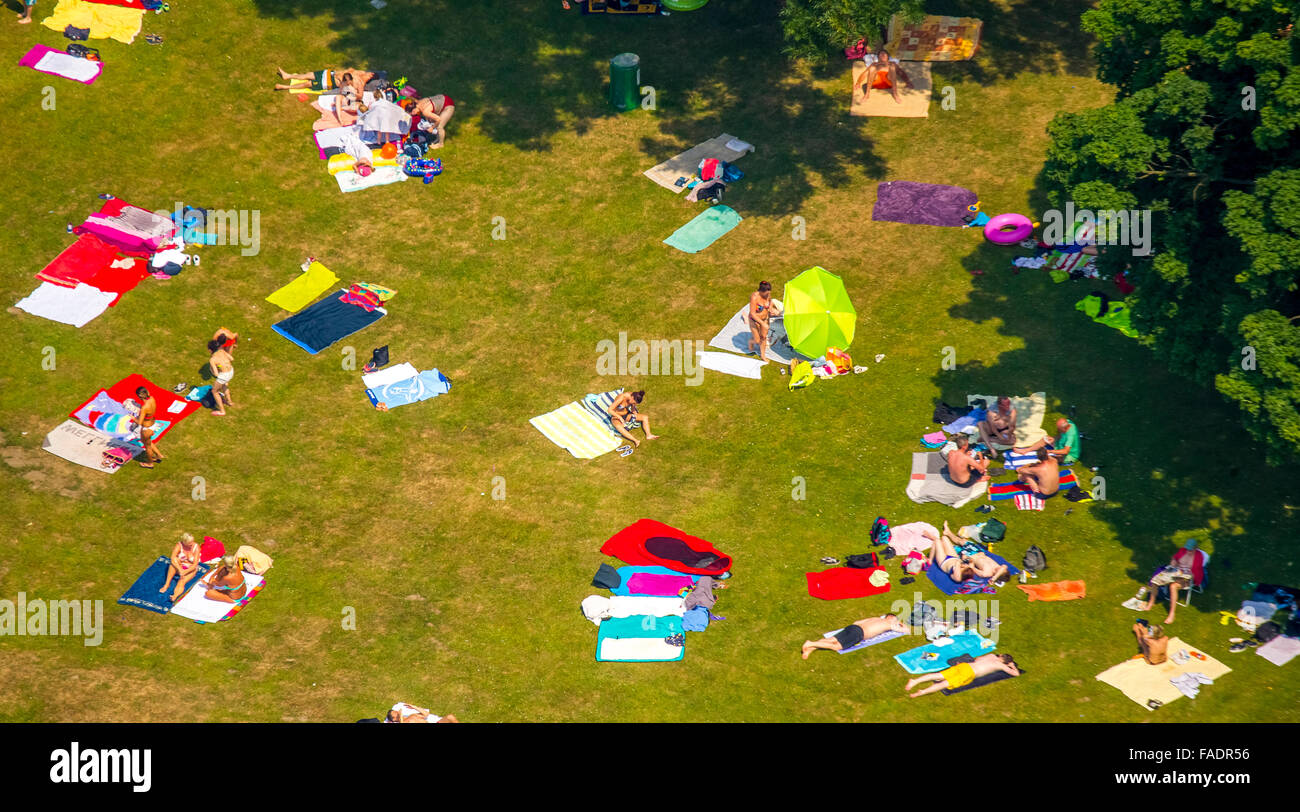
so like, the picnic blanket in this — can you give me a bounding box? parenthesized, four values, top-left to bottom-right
(169, 572, 266, 624)
(610, 566, 699, 597)
(1095, 638, 1231, 710)
(265, 261, 340, 312)
(530, 388, 624, 459)
(987, 471, 1078, 501)
(806, 567, 890, 600)
(872, 181, 977, 227)
(596, 615, 685, 662)
(19, 44, 103, 84)
(895, 630, 996, 674)
(1017, 580, 1086, 602)
(905, 451, 989, 508)
(271, 290, 388, 354)
(42, 419, 140, 473)
(118, 556, 211, 614)
(823, 627, 906, 654)
(643, 133, 754, 193)
(366, 368, 450, 409)
(884, 13, 983, 61)
(708, 305, 801, 365)
(967, 392, 1048, 447)
(696, 350, 765, 380)
(850, 62, 932, 118)
(663, 205, 742, 253)
(42, 0, 145, 43)
(1256, 635, 1300, 667)
(14, 282, 116, 328)
(926, 552, 1018, 595)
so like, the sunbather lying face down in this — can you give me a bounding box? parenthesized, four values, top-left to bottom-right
(905, 653, 1019, 697)
(801, 614, 908, 659)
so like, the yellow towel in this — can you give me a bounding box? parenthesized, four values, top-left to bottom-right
(43, 0, 145, 44)
(265, 262, 340, 313)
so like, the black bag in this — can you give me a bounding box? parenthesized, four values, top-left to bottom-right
(845, 552, 879, 569)
(1022, 544, 1047, 573)
(64, 25, 90, 41)
(979, 518, 1007, 544)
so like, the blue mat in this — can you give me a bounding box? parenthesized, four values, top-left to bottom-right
(926, 551, 1019, 595)
(894, 630, 997, 674)
(609, 565, 699, 596)
(118, 556, 210, 614)
(366, 368, 451, 409)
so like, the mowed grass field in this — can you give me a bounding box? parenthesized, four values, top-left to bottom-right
(1, 0, 1297, 722)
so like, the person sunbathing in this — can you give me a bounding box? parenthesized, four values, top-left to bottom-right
(977, 396, 1017, 457)
(943, 435, 987, 487)
(608, 390, 659, 447)
(413, 95, 456, 149)
(160, 532, 203, 603)
(801, 614, 908, 659)
(1133, 620, 1168, 665)
(905, 652, 1020, 697)
(859, 49, 909, 104)
(746, 281, 783, 362)
(1016, 448, 1060, 495)
(386, 702, 459, 723)
(203, 555, 247, 603)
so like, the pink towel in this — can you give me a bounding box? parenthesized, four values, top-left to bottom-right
(625, 573, 694, 596)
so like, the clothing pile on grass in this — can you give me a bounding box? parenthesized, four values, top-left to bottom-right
(584, 520, 732, 662)
(265, 258, 398, 355)
(118, 537, 272, 624)
(13, 196, 205, 329)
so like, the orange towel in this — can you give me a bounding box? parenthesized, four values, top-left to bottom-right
(1016, 580, 1086, 602)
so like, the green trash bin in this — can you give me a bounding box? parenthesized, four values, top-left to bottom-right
(609, 52, 640, 112)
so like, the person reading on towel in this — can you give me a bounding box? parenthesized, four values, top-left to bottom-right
(207, 327, 238, 417)
(1014, 418, 1081, 465)
(202, 555, 247, 603)
(1140, 539, 1202, 625)
(160, 532, 203, 603)
(746, 281, 784, 363)
(1133, 620, 1168, 665)
(386, 702, 459, 723)
(608, 390, 659, 447)
(905, 653, 1020, 698)
(859, 49, 909, 104)
(1016, 448, 1060, 496)
(977, 396, 1017, 458)
(801, 614, 907, 659)
(134, 386, 163, 469)
(944, 435, 988, 486)
(414, 95, 456, 149)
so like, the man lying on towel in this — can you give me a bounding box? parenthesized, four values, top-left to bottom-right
(943, 435, 988, 487)
(1016, 448, 1060, 496)
(858, 49, 910, 104)
(801, 614, 908, 659)
(906, 653, 1020, 698)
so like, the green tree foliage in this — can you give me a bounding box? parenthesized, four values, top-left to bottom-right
(779, 0, 924, 65)
(1043, 0, 1300, 462)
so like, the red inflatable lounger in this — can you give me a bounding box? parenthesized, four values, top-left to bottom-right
(600, 519, 732, 576)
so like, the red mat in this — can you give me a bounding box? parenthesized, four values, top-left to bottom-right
(600, 518, 732, 576)
(806, 567, 891, 600)
(70, 374, 201, 443)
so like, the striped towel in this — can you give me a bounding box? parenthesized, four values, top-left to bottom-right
(530, 388, 624, 459)
(1014, 493, 1045, 511)
(988, 470, 1077, 501)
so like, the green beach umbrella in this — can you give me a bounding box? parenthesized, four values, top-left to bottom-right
(782, 266, 856, 358)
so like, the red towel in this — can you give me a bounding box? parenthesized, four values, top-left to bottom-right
(805, 567, 890, 600)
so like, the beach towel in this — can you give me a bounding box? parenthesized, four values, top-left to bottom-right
(14, 282, 115, 328)
(987, 471, 1078, 501)
(887, 521, 937, 555)
(169, 572, 266, 624)
(926, 552, 1018, 595)
(941, 667, 1020, 695)
(42, 419, 140, 472)
(850, 62, 932, 118)
(596, 615, 685, 662)
(530, 387, 623, 460)
(265, 261, 340, 312)
(884, 13, 983, 61)
(823, 627, 906, 654)
(1017, 580, 1086, 602)
(366, 368, 450, 409)
(271, 290, 387, 354)
(895, 630, 996, 674)
(872, 181, 977, 227)
(696, 351, 765, 379)
(967, 392, 1048, 447)
(708, 305, 801, 365)
(905, 451, 989, 508)
(806, 567, 890, 600)
(610, 566, 699, 596)
(1256, 636, 1300, 667)
(643, 133, 754, 193)
(42, 0, 144, 43)
(663, 205, 742, 253)
(75, 197, 176, 254)
(601, 519, 733, 576)
(335, 165, 409, 193)
(118, 556, 211, 614)
(19, 44, 103, 84)
(1096, 638, 1231, 710)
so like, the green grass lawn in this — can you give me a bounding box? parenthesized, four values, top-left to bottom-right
(1, 0, 1296, 722)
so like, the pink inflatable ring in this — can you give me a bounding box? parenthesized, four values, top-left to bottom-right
(984, 213, 1034, 244)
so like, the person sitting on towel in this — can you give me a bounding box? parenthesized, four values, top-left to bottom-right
(944, 435, 988, 486)
(858, 49, 909, 104)
(1133, 620, 1168, 665)
(977, 396, 1017, 458)
(746, 281, 784, 363)
(801, 614, 907, 659)
(1013, 417, 1080, 465)
(608, 390, 659, 447)
(386, 702, 459, 723)
(1016, 448, 1060, 496)
(160, 532, 203, 603)
(202, 555, 247, 603)
(905, 653, 1020, 697)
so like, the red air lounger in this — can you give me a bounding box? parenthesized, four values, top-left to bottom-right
(600, 519, 733, 576)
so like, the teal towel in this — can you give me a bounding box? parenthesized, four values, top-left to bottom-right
(663, 205, 742, 254)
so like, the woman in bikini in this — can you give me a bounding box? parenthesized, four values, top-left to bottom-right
(413, 94, 456, 148)
(203, 555, 247, 603)
(160, 532, 203, 603)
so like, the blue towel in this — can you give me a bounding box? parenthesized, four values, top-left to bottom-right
(926, 552, 1019, 596)
(118, 556, 211, 614)
(894, 630, 997, 674)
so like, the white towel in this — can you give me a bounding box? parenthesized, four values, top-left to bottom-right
(696, 351, 764, 380)
(15, 283, 116, 328)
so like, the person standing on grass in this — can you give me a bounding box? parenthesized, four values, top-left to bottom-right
(135, 386, 163, 468)
(17, 0, 35, 23)
(207, 327, 238, 416)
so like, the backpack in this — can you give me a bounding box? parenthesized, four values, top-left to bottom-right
(978, 518, 1006, 544)
(1022, 545, 1047, 573)
(870, 516, 891, 546)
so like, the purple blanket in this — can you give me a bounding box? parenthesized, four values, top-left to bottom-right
(872, 181, 977, 227)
